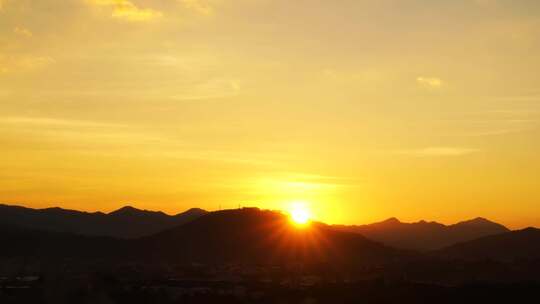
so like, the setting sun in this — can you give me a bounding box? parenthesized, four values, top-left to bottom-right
(289, 202, 312, 226)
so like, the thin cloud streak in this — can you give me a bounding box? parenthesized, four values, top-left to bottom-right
(87, 0, 163, 22)
(396, 147, 479, 157)
(0, 117, 124, 128)
(14, 27, 33, 37)
(417, 77, 443, 88)
(180, 0, 215, 16)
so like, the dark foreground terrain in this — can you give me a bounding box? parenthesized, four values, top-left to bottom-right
(2, 273, 539, 304)
(2, 206, 540, 303)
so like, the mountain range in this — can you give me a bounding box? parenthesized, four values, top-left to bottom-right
(0, 207, 408, 269)
(333, 217, 510, 251)
(1, 203, 539, 266)
(0, 203, 207, 238)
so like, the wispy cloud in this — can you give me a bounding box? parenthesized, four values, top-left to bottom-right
(14, 27, 33, 38)
(397, 147, 479, 157)
(0, 54, 54, 74)
(446, 109, 539, 137)
(88, 0, 163, 22)
(417, 77, 443, 89)
(19, 56, 54, 69)
(492, 95, 540, 102)
(180, 0, 215, 16)
(0, 116, 122, 128)
(461, 129, 530, 137)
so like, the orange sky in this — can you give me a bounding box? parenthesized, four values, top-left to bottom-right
(1, 0, 539, 229)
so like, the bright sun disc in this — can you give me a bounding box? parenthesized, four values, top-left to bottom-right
(289, 202, 311, 225)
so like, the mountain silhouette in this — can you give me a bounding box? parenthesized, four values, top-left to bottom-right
(437, 227, 540, 261)
(333, 217, 509, 251)
(0, 208, 410, 269)
(2, 206, 540, 288)
(138, 208, 410, 267)
(0, 203, 207, 238)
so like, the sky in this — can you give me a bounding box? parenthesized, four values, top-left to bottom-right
(1, 0, 539, 228)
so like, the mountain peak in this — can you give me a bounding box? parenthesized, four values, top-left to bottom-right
(383, 217, 401, 224)
(109, 205, 144, 216)
(179, 208, 207, 215)
(449, 217, 509, 236)
(455, 217, 505, 228)
(520, 227, 540, 234)
(470, 217, 490, 223)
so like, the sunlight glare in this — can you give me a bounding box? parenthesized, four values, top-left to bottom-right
(289, 202, 312, 226)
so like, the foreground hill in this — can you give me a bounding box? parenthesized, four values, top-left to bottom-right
(437, 227, 540, 261)
(139, 208, 410, 267)
(0, 204, 206, 238)
(334, 217, 509, 251)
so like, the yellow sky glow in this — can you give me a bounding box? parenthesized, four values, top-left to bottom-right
(1, 0, 539, 229)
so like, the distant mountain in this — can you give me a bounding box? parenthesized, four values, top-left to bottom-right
(0, 204, 207, 238)
(139, 208, 410, 267)
(437, 228, 540, 261)
(333, 217, 509, 251)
